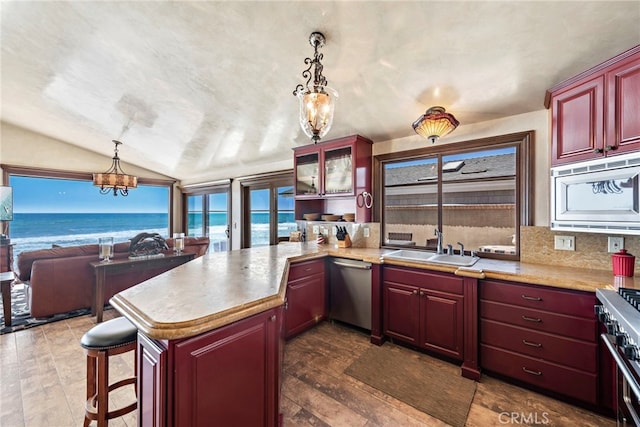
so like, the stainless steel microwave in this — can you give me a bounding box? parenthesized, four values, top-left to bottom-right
(550, 153, 640, 234)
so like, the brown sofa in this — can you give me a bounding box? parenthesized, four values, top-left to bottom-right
(17, 236, 210, 318)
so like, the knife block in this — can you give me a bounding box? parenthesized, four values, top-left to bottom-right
(337, 234, 352, 248)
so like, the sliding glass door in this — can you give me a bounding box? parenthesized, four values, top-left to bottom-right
(184, 182, 231, 252)
(240, 172, 295, 248)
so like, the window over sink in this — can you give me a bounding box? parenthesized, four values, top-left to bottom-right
(376, 131, 533, 260)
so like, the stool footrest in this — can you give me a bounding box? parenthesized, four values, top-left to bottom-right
(85, 378, 137, 422)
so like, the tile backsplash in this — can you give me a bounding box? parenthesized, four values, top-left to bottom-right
(520, 226, 639, 274)
(298, 221, 380, 248)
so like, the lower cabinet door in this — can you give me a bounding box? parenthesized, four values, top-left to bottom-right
(173, 307, 281, 426)
(138, 333, 167, 427)
(420, 290, 464, 360)
(383, 282, 420, 344)
(285, 272, 325, 339)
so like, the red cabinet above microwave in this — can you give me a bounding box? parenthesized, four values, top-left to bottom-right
(546, 45, 640, 166)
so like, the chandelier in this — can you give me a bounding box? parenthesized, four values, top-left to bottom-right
(412, 106, 460, 144)
(292, 32, 338, 144)
(93, 140, 138, 196)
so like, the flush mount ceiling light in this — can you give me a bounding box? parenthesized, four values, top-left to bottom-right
(412, 106, 460, 144)
(292, 31, 338, 144)
(93, 140, 138, 196)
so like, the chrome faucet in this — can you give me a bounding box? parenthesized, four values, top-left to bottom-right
(434, 228, 443, 254)
(457, 242, 465, 256)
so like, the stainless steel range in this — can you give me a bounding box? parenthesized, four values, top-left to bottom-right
(597, 287, 640, 426)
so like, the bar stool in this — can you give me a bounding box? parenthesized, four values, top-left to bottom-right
(80, 317, 138, 427)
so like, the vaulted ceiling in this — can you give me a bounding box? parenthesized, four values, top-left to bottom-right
(1, 1, 639, 183)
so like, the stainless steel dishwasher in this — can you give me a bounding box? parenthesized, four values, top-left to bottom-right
(328, 258, 372, 330)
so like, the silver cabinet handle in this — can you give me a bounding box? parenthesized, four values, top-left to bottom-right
(522, 339, 542, 348)
(522, 315, 542, 323)
(522, 294, 542, 301)
(522, 367, 542, 376)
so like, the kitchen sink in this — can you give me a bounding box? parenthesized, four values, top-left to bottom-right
(425, 253, 479, 267)
(382, 249, 479, 267)
(382, 249, 435, 262)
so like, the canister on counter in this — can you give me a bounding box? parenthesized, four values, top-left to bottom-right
(612, 249, 635, 277)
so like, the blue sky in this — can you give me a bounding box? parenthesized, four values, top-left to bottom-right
(11, 176, 168, 213)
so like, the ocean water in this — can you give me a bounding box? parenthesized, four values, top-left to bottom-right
(10, 213, 169, 256)
(9, 212, 296, 260)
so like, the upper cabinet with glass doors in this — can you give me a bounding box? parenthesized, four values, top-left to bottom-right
(293, 135, 373, 222)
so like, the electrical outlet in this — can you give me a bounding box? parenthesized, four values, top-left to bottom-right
(554, 235, 575, 251)
(363, 227, 370, 238)
(608, 236, 624, 253)
(312, 225, 319, 234)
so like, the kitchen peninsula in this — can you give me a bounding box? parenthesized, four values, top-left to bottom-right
(110, 243, 629, 426)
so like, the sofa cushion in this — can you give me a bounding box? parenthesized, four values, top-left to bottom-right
(17, 244, 98, 281)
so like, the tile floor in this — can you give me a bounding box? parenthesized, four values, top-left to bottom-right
(0, 310, 616, 426)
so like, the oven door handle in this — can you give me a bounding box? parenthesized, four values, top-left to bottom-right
(601, 333, 640, 425)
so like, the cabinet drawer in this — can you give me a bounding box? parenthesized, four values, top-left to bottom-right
(480, 300, 596, 342)
(383, 267, 463, 295)
(480, 280, 596, 318)
(480, 319, 597, 373)
(481, 344, 597, 405)
(288, 258, 325, 282)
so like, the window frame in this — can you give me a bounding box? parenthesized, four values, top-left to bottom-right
(1, 163, 176, 236)
(373, 131, 534, 260)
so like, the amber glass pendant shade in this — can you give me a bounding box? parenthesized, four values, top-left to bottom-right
(412, 106, 460, 144)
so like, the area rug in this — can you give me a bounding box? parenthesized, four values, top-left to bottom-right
(345, 343, 476, 427)
(0, 283, 91, 334)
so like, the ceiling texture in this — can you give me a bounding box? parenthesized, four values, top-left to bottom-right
(1, 1, 639, 184)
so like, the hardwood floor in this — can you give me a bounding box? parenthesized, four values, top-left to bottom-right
(1, 310, 615, 426)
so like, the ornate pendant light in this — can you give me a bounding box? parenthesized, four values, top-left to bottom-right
(93, 140, 138, 196)
(412, 106, 460, 144)
(292, 32, 338, 144)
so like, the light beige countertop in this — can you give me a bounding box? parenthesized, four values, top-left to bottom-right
(111, 243, 637, 340)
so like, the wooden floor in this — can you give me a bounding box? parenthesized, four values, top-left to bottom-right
(0, 310, 615, 427)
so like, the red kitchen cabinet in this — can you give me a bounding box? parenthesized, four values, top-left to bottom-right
(137, 333, 167, 427)
(383, 267, 464, 361)
(606, 50, 640, 154)
(479, 279, 599, 405)
(137, 307, 283, 427)
(293, 134, 373, 223)
(550, 75, 605, 165)
(284, 258, 326, 339)
(548, 45, 640, 165)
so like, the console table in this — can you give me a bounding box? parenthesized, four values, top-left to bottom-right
(0, 243, 13, 272)
(1, 271, 15, 327)
(90, 253, 195, 323)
